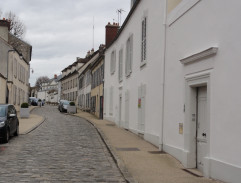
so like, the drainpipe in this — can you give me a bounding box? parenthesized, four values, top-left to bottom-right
(6, 49, 15, 104)
(160, 0, 168, 151)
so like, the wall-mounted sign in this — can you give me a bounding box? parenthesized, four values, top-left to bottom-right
(179, 123, 183, 134)
(138, 98, 141, 108)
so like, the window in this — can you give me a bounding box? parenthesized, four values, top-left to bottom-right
(110, 50, 116, 74)
(141, 17, 147, 65)
(109, 86, 114, 115)
(119, 49, 123, 82)
(125, 35, 133, 77)
(14, 58, 17, 78)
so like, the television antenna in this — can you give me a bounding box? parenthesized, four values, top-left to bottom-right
(117, 9, 125, 26)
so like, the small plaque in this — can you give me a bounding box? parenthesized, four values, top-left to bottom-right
(179, 123, 183, 134)
(138, 98, 141, 108)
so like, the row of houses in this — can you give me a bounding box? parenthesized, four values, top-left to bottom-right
(0, 19, 32, 110)
(59, 0, 241, 182)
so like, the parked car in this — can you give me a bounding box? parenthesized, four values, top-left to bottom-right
(59, 100, 70, 112)
(29, 97, 38, 106)
(0, 104, 19, 143)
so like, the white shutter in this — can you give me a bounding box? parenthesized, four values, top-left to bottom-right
(109, 86, 114, 115)
(129, 35, 133, 73)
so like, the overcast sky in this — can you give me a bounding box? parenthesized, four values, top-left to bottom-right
(0, 0, 130, 86)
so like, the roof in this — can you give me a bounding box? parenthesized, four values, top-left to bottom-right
(106, 0, 141, 49)
(0, 73, 7, 80)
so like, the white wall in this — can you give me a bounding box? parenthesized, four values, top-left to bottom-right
(104, 0, 165, 147)
(164, 0, 241, 182)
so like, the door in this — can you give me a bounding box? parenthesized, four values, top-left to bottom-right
(119, 95, 122, 127)
(196, 86, 208, 172)
(124, 91, 129, 129)
(138, 84, 146, 133)
(99, 96, 103, 119)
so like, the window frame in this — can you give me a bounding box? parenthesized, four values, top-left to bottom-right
(141, 16, 147, 66)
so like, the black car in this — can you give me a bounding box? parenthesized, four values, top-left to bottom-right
(0, 104, 19, 143)
(29, 97, 38, 106)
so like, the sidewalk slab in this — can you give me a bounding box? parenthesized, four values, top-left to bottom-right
(18, 106, 44, 135)
(74, 110, 223, 183)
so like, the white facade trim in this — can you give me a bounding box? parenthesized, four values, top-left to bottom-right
(180, 47, 218, 65)
(167, 0, 201, 26)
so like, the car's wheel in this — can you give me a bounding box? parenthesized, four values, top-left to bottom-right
(4, 129, 10, 143)
(14, 124, 19, 136)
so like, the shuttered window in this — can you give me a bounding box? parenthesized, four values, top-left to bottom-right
(110, 50, 116, 74)
(109, 86, 114, 115)
(125, 35, 133, 77)
(119, 49, 123, 82)
(141, 17, 147, 65)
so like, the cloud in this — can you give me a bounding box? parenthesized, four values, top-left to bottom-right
(0, 0, 130, 86)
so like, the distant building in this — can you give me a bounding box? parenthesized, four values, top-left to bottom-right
(60, 58, 87, 103)
(37, 74, 61, 103)
(90, 45, 105, 119)
(77, 49, 99, 110)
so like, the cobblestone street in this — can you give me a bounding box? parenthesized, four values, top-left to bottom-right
(0, 106, 125, 183)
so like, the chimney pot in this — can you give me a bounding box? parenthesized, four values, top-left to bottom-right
(105, 22, 120, 47)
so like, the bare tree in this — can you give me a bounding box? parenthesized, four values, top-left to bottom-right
(5, 11, 26, 39)
(35, 76, 50, 91)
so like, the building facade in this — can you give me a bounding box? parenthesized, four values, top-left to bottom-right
(104, 0, 165, 147)
(61, 58, 86, 103)
(90, 47, 105, 119)
(104, 0, 241, 182)
(78, 50, 99, 110)
(0, 19, 32, 110)
(162, 0, 241, 182)
(37, 74, 61, 103)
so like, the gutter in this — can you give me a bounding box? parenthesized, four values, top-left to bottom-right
(160, 0, 168, 151)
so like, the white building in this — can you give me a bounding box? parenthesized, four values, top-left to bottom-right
(163, 0, 241, 182)
(104, 0, 241, 182)
(37, 74, 61, 103)
(104, 0, 165, 148)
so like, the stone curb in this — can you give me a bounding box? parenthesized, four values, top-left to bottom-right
(71, 113, 138, 183)
(20, 107, 46, 135)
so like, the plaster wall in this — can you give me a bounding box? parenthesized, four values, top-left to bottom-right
(0, 39, 10, 78)
(0, 77, 6, 103)
(104, 0, 165, 147)
(0, 26, 9, 42)
(8, 51, 29, 107)
(164, 0, 241, 182)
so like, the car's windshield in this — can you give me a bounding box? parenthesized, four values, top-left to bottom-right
(63, 101, 70, 105)
(0, 106, 6, 117)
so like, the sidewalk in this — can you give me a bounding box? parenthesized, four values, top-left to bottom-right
(74, 110, 223, 183)
(18, 106, 45, 135)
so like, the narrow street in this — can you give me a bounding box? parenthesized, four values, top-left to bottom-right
(0, 106, 125, 183)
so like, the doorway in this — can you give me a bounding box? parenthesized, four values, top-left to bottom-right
(119, 95, 122, 127)
(196, 86, 208, 172)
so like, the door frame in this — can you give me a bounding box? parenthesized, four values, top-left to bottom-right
(183, 70, 211, 176)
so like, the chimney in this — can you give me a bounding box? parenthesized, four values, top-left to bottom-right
(0, 18, 11, 42)
(54, 74, 57, 79)
(105, 22, 120, 47)
(91, 48, 94, 55)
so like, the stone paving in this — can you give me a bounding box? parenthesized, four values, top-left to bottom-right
(0, 106, 125, 183)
